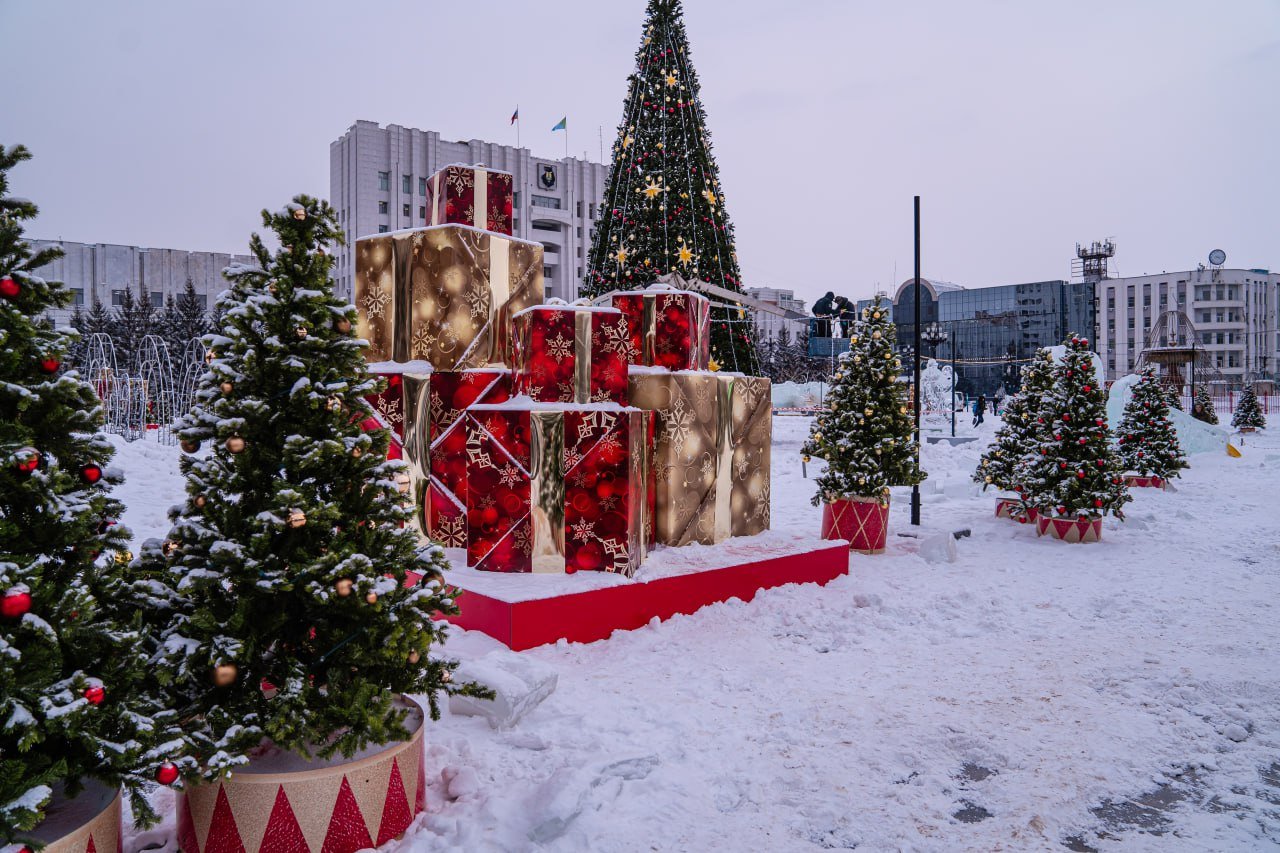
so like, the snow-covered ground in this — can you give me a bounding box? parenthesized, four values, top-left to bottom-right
(109, 418, 1280, 851)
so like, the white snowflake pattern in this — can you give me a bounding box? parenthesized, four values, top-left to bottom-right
(437, 514, 466, 547)
(499, 465, 522, 488)
(465, 287, 490, 319)
(411, 325, 437, 356)
(563, 446, 583, 470)
(362, 286, 391, 320)
(512, 525, 532, 556)
(546, 334, 574, 361)
(663, 399, 695, 456)
(597, 319, 638, 361)
(445, 168, 474, 194)
(465, 435, 493, 468)
(570, 518, 596, 542)
(602, 537, 629, 572)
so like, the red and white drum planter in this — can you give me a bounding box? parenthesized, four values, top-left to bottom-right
(24, 780, 121, 853)
(1036, 514, 1102, 543)
(177, 701, 425, 853)
(1124, 474, 1165, 489)
(821, 496, 889, 554)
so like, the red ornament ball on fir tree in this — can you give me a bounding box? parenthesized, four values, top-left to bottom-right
(39, 357, 61, 374)
(1095, 499, 1103, 507)
(83, 685, 105, 705)
(80, 463, 103, 484)
(1076, 471, 1085, 479)
(2, 588, 32, 619)
(1083, 385, 1092, 392)
(14, 448, 40, 475)
(155, 761, 180, 786)
(0, 276, 19, 298)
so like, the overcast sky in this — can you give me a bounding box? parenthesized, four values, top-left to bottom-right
(3, 0, 1277, 306)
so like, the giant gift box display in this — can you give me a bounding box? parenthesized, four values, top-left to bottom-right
(611, 283, 711, 371)
(424, 163, 514, 235)
(511, 301, 631, 405)
(354, 224, 542, 366)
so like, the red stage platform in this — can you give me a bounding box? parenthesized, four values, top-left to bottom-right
(433, 532, 850, 650)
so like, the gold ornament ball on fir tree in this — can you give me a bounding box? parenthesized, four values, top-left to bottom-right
(295, 325, 308, 339)
(335, 317, 352, 334)
(351, 446, 363, 458)
(219, 381, 233, 395)
(873, 311, 881, 319)
(162, 539, 179, 556)
(292, 207, 306, 220)
(212, 663, 238, 687)
(853, 356, 862, 364)
(863, 408, 873, 417)
(114, 550, 133, 565)
(802, 455, 811, 463)
(287, 508, 307, 528)
(884, 352, 892, 360)
(226, 436, 246, 454)
(985, 476, 993, 483)
(899, 406, 907, 414)
(334, 578, 353, 597)
(181, 439, 200, 453)
(326, 396, 343, 412)
(394, 473, 411, 494)
(194, 494, 208, 508)
(872, 330, 881, 339)
(407, 650, 421, 665)
(365, 591, 379, 605)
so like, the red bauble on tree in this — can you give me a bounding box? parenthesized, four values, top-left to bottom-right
(13, 447, 40, 475)
(38, 356, 61, 374)
(0, 275, 19, 298)
(2, 588, 32, 619)
(83, 684, 105, 705)
(80, 463, 103, 484)
(155, 761, 180, 786)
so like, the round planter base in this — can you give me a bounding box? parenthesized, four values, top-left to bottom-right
(1036, 514, 1102, 543)
(26, 780, 121, 853)
(178, 700, 425, 853)
(1124, 474, 1165, 489)
(821, 496, 889, 554)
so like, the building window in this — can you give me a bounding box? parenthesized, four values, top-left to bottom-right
(419, 205, 426, 219)
(576, 226, 583, 238)
(402, 175, 411, 194)
(69, 288, 84, 306)
(197, 294, 207, 308)
(531, 195, 561, 209)
(1106, 290, 1115, 308)
(513, 191, 520, 207)
(419, 177, 427, 196)
(378, 225, 389, 233)
(111, 289, 125, 307)
(378, 200, 388, 214)
(576, 201, 582, 217)
(402, 203, 411, 217)
(378, 171, 390, 190)
(589, 203, 595, 220)
(544, 266, 553, 278)
(150, 291, 163, 308)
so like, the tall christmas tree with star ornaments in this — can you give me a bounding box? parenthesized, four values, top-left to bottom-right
(802, 295, 924, 553)
(138, 197, 483, 787)
(582, 0, 757, 373)
(0, 144, 167, 843)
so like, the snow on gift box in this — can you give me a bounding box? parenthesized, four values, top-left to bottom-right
(176, 699, 426, 853)
(354, 224, 542, 366)
(627, 368, 771, 546)
(510, 300, 631, 405)
(462, 400, 649, 575)
(611, 281, 711, 371)
(423, 163, 514, 235)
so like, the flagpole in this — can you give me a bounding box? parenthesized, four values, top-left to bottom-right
(517, 115, 521, 149)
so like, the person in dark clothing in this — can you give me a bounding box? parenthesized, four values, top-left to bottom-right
(831, 296, 852, 337)
(812, 291, 835, 338)
(972, 394, 986, 427)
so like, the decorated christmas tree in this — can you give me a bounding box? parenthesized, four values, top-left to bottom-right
(1164, 382, 1183, 411)
(1192, 385, 1218, 424)
(0, 144, 164, 840)
(1116, 367, 1188, 481)
(140, 197, 478, 782)
(974, 348, 1055, 496)
(1231, 384, 1266, 430)
(1022, 335, 1130, 521)
(802, 295, 924, 505)
(582, 0, 756, 373)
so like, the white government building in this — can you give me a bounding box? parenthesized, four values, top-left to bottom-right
(1096, 265, 1280, 388)
(328, 120, 608, 304)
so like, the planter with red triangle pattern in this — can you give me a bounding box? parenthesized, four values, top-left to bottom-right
(1123, 474, 1165, 489)
(24, 779, 121, 853)
(177, 699, 425, 853)
(1035, 513, 1102, 543)
(820, 495, 889, 554)
(995, 497, 1037, 525)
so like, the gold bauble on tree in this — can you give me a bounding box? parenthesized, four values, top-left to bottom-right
(180, 439, 200, 453)
(394, 473, 411, 494)
(326, 396, 343, 413)
(334, 578, 353, 597)
(365, 591, 379, 605)
(292, 207, 307, 220)
(194, 494, 208, 508)
(335, 317, 352, 334)
(407, 650, 421, 665)
(114, 550, 133, 565)
(226, 436, 246, 453)
(287, 508, 306, 528)
(219, 381, 233, 395)
(212, 663, 238, 687)
(295, 325, 308, 339)
(351, 446, 363, 458)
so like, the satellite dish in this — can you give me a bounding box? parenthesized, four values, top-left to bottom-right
(1209, 249, 1226, 266)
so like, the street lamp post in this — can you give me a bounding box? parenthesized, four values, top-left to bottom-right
(921, 321, 948, 435)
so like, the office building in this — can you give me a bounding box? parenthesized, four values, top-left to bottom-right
(329, 120, 609, 303)
(745, 286, 807, 341)
(27, 239, 254, 325)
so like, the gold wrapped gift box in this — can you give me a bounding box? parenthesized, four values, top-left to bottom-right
(354, 225, 543, 368)
(627, 369, 771, 546)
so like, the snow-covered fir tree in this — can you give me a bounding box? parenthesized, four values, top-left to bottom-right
(582, 0, 757, 373)
(138, 197, 481, 782)
(0, 144, 165, 842)
(1192, 385, 1218, 425)
(801, 295, 924, 505)
(974, 348, 1054, 498)
(1021, 335, 1130, 520)
(1231, 384, 1266, 430)
(1164, 382, 1183, 411)
(1116, 367, 1188, 480)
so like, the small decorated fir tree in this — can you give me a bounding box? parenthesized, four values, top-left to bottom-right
(1163, 382, 1183, 411)
(1022, 335, 1130, 520)
(1116, 367, 1188, 480)
(0, 144, 165, 841)
(974, 348, 1054, 496)
(1192, 386, 1218, 424)
(1231, 384, 1266, 430)
(141, 197, 477, 782)
(802, 295, 924, 505)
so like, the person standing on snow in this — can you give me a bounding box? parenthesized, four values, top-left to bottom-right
(972, 394, 986, 427)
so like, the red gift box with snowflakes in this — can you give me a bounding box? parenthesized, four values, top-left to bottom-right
(362, 372, 408, 459)
(424, 163, 514, 235)
(462, 401, 647, 575)
(611, 283, 711, 371)
(511, 302, 632, 405)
